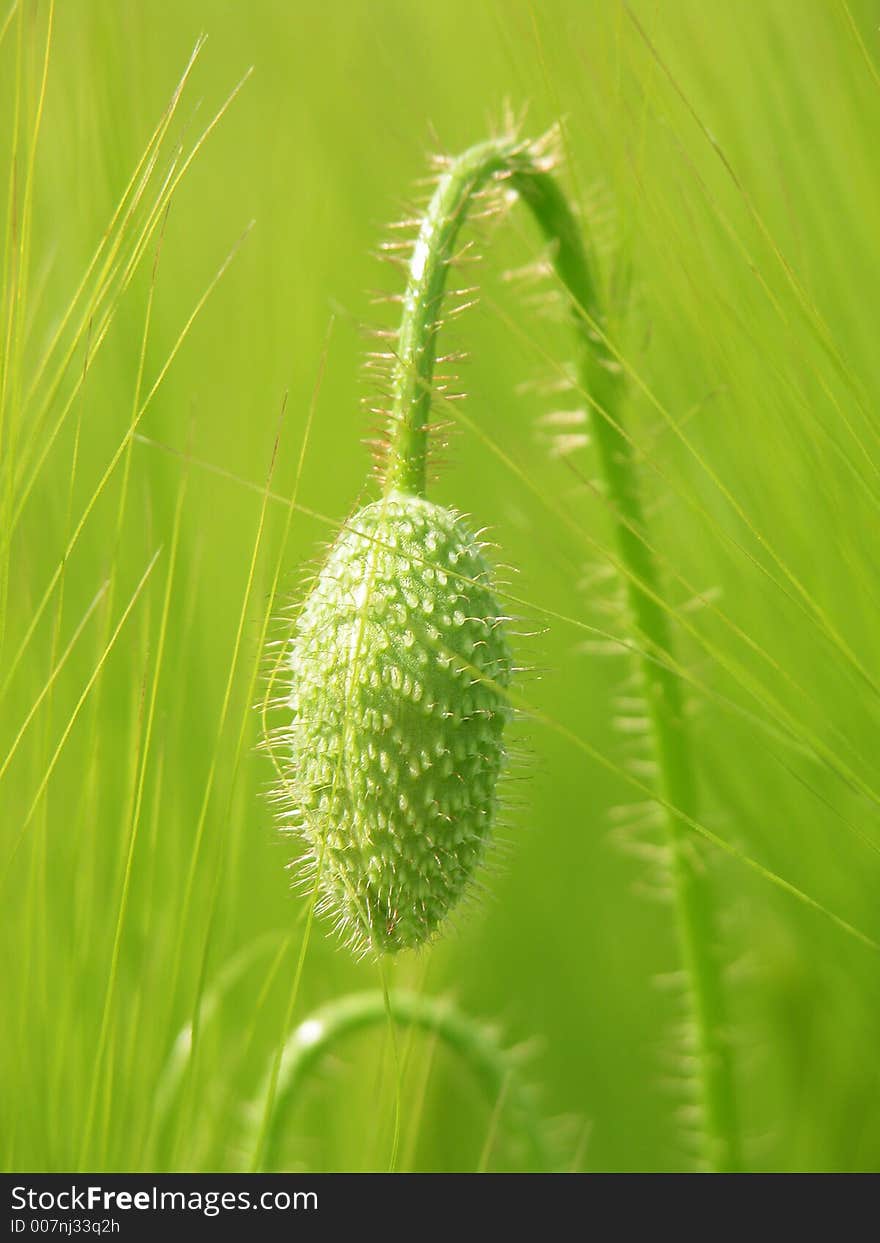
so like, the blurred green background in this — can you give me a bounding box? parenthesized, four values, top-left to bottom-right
(2, 0, 880, 1172)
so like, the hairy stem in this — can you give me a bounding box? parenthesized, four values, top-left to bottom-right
(386, 138, 532, 497)
(385, 135, 739, 1171)
(253, 989, 550, 1171)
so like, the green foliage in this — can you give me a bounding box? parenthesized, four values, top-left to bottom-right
(2, 0, 880, 1174)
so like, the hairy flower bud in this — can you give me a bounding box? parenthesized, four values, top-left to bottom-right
(284, 492, 512, 954)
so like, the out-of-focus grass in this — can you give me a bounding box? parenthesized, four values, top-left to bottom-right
(1, 0, 879, 1172)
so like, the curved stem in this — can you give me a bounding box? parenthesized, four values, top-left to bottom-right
(385, 135, 739, 1171)
(386, 138, 536, 496)
(253, 989, 551, 1172)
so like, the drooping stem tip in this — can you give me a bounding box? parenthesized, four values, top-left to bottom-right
(253, 989, 551, 1171)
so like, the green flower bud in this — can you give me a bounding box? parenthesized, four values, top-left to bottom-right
(285, 491, 512, 954)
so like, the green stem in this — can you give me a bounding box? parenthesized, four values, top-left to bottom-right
(386, 138, 530, 497)
(385, 135, 739, 1171)
(254, 989, 551, 1172)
